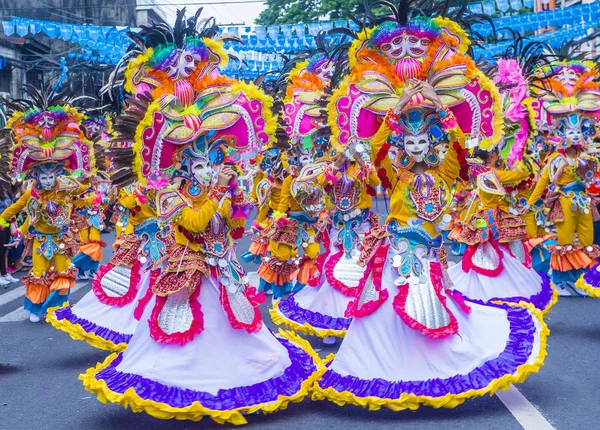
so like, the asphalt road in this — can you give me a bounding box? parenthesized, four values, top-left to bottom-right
(1, 228, 599, 430)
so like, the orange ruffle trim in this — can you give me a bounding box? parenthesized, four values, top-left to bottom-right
(297, 260, 318, 285)
(79, 242, 104, 262)
(257, 264, 295, 285)
(25, 283, 51, 304)
(550, 250, 595, 272)
(50, 276, 75, 293)
(249, 241, 268, 256)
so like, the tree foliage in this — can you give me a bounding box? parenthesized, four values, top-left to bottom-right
(255, 0, 364, 26)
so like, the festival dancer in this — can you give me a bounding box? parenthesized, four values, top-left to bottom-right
(257, 152, 327, 300)
(525, 59, 600, 296)
(71, 172, 111, 279)
(446, 147, 558, 314)
(271, 148, 380, 343)
(0, 87, 93, 322)
(242, 146, 288, 265)
(79, 11, 322, 424)
(70, 112, 115, 278)
(47, 178, 166, 351)
(312, 8, 548, 410)
(445, 43, 558, 313)
(256, 46, 336, 299)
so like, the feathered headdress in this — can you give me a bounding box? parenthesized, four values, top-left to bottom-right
(490, 34, 550, 166)
(328, 0, 503, 154)
(110, 8, 276, 186)
(1, 84, 93, 182)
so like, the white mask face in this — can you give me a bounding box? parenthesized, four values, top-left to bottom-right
(165, 49, 198, 80)
(565, 126, 583, 146)
(315, 62, 335, 81)
(39, 172, 57, 191)
(380, 35, 407, 61)
(436, 144, 449, 161)
(404, 133, 430, 162)
(380, 33, 431, 61)
(405, 34, 431, 58)
(557, 68, 579, 87)
(37, 113, 56, 129)
(191, 158, 215, 187)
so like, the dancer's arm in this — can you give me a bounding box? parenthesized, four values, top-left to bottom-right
(527, 167, 550, 206)
(0, 190, 30, 227)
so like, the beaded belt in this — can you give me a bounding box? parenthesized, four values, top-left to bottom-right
(135, 218, 169, 263)
(387, 221, 443, 281)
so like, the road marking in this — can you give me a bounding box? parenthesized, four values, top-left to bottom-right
(0, 285, 27, 307)
(496, 385, 555, 430)
(0, 282, 89, 322)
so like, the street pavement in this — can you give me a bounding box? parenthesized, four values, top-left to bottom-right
(1, 229, 599, 430)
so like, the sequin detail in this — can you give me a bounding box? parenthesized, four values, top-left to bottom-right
(100, 265, 132, 298)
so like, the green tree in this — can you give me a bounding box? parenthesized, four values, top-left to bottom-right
(256, 0, 485, 26)
(256, 0, 364, 25)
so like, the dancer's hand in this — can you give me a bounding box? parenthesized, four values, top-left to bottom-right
(334, 153, 347, 169)
(394, 81, 421, 113)
(415, 80, 443, 109)
(217, 168, 233, 186)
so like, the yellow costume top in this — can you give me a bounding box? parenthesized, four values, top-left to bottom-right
(464, 168, 530, 218)
(159, 187, 245, 253)
(120, 192, 158, 235)
(371, 117, 465, 236)
(1, 181, 86, 234)
(528, 152, 594, 206)
(277, 175, 303, 214)
(320, 162, 381, 211)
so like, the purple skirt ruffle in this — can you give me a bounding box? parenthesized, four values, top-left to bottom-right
(278, 292, 351, 331)
(54, 306, 132, 346)
(318, 303, 536, 398)
(94, 338, 317, 410)
(583, 264, 600, 288)
(486, 272, 554, 312)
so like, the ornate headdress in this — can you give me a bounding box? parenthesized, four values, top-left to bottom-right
(1, 85, 93, 183)
(111, 9, 276, 187)
(283, 32, 348, 156)
(536, 55, 600, 150)
(491, 36, 549, 166)
(328, 0, 503, 153)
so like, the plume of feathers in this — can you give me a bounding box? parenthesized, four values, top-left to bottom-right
(104, 8, 241, 101)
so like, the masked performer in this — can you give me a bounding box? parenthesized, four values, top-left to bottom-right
(0, 88, 92, 322)
(446, 146, 557, 314)
(70, 113, 115, 278)
(47, 179, 166, 351)
(446, 52, 558, 314)
(312, 8, 547, 411)
(241, 81, 290, 266)
(257, 46, 335, 299)
(271, 146, 380, 342)
(78, 11, 321, 424)
(525, 59, 600, 295)
(71, 172, 111, 279)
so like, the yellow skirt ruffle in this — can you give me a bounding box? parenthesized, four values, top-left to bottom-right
(79, 329, 325, 425)
(311, 302, 549, 411)
(269, 299, 347, 339)
(47, 304, 128, 352)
